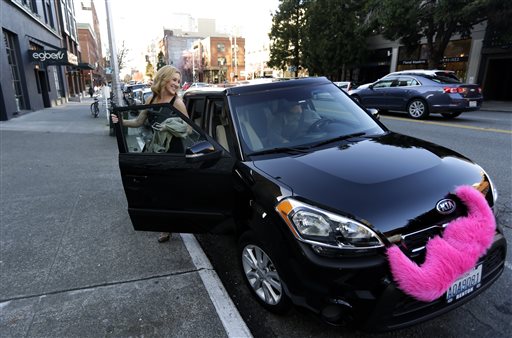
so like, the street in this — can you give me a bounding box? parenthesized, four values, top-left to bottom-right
(197, 109, 512, 337)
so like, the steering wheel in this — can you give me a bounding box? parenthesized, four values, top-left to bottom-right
(308, 118, 333, 133)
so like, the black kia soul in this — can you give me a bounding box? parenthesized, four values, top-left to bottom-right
(113, 77, 506, 331)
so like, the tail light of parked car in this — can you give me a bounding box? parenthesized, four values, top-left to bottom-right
(443, 87, 482, 94)
(443, 87, 467, 94)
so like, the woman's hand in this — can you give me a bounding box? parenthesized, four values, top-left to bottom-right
(111, 114, 119, 123)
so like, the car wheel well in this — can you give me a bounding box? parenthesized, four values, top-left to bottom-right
(440, 112, 462, 119)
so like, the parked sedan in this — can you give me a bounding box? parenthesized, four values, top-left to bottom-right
(112, 77, 505, 331)
(349, 73, 482, 119)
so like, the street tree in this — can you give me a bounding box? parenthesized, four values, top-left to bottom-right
(145, 60, 155, 80)
(268, 0, 308, 77)
(303, 0, 369, 80)
(368, 0, 492, 69)
(157, 51, 166, 70)
(116, 40, 129, 71)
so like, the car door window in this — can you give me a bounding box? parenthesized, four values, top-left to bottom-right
(187, 97, 206, 128)
(208, 100, 235, 153)
(117, 103, 204, 154)
(397, 77, 419, 87)
(373, 79, 394, 88)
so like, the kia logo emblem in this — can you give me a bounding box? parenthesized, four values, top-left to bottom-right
(436, 199, 456, 214)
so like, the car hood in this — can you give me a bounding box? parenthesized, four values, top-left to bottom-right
(252, 132, 485, 235)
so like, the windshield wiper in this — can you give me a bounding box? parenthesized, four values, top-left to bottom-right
(247, 146, 310, 156)
(308, 132, 367, 148)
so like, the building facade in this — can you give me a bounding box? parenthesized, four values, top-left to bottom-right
(200, 36, 245, 83)
(0, 0, 84, 120)
(75, 0, 104, 90)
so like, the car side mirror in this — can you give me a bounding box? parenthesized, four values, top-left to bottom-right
(367, 108, 380, 120)
(185, 140, 222, 162)
(368, 84, 374, 90)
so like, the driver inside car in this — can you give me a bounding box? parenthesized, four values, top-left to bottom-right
(270, 100, 321, 143)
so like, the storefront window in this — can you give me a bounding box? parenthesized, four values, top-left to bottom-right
(397, 39, 471, 80)
(440, 39, 471, 81)
(3, 30, 26, 110)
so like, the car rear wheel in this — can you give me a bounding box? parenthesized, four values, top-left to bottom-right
(407, 99, 429, 119)
(239, 231, 291, 314)
(441, 112, 462, 119)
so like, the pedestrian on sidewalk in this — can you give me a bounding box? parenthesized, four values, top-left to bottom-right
(111, 65, 189, 243)
(88, 85, 94, 98)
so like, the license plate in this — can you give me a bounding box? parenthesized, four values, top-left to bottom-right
(469, 101, 477, 107)
(446, 264, 482, 303)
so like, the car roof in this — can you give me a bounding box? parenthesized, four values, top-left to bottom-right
(183, 77, 333, 97)
(387, 69, 455, 75)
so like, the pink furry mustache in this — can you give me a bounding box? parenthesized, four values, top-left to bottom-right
(387, 185, 496, 302)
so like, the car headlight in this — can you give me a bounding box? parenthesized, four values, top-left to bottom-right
(276, 198, 384, 250)
(474, 167, 498, 205)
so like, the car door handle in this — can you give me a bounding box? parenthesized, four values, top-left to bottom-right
(126, 175, 148, 184)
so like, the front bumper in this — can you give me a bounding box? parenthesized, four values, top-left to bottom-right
(279, 232, 506, 331)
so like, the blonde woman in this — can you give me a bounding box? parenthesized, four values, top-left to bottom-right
(111, 65, 188, 125)
(111, 65, 188, 243)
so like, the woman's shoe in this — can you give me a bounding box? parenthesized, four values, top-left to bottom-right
(158, 232, 171, 243)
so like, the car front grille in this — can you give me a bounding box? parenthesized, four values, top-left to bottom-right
(399, 223, 447, 259)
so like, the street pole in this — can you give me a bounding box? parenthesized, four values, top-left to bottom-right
(104, 0, 122, 106)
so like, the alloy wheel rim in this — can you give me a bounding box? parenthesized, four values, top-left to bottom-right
(242, 244, 283, 305)
(409, 101, 425, 118)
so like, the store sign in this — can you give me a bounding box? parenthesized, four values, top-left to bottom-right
(440, 56, 468, 63)
(400, 59, 428, 65)
(29, 48, 78, 66)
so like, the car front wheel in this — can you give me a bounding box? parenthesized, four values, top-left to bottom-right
(239, 231, 291, 314)
(407, 99, 429, 119)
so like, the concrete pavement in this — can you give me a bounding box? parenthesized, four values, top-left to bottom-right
(0, 99, 251, 338)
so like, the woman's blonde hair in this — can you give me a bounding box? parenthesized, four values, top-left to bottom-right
(151, 65, 181, 98)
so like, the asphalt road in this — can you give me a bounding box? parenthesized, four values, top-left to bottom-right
(196, 109, 512, 337)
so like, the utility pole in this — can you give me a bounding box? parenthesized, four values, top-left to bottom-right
(105, 0, 122, 106)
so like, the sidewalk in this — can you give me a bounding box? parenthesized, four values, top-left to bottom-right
(0, 99, 251, 338)
(481, 100, 512, 112)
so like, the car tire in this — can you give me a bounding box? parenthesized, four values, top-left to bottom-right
(441, 112, 462, 119)
(238, 231, 291, 314)
(407, 99, 429, 119)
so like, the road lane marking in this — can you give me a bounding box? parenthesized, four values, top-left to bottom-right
(181, 233, 253, 338)
(381, 116, 512, 134)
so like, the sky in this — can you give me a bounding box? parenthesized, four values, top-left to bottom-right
(95, 0, 280, 71)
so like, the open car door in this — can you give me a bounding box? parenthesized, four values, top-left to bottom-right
(112, 103, 236, 233)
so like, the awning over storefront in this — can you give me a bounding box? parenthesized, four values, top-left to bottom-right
(28, 48, 78, 66)
(76, 62, 95, 70)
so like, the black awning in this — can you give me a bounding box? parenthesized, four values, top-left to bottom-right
(77, 62, 95, 70)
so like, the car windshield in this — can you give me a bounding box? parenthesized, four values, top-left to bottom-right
(229, 82, 385, 156)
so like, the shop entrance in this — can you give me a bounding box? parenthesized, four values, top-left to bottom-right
(483, 58, 512, 101)
(36, 70, 51, 108)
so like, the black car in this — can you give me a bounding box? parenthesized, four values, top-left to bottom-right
(112, 77, 506, 331)
(349, 70, 483, 119)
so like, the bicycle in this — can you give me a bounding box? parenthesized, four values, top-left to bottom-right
(90, 96, 100, 118)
